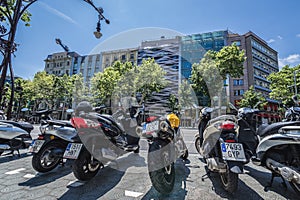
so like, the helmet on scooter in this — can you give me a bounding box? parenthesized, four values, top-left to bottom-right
(75, 101, 93, 116)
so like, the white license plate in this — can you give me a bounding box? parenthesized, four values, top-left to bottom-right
(220, 142, 246, 162)
(143, 121, 159, 134)
(28, 140, 45, 153)
(63, 143, 83, 159)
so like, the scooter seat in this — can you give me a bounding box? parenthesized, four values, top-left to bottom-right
(0, 120, 34, 133)
(47, 120, 73, 128)
(257, 121, 300, 137)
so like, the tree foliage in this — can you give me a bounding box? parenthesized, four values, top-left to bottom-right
(268, 65, 300, 106)
(191, 44, 245, 105)
(91, 61, 134, 105)
(238, 86, 266, 109)
(113, 59, 168, 104)
(0, 0, 32, 27)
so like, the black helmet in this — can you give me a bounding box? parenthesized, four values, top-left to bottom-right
(75, 101, 93, 116)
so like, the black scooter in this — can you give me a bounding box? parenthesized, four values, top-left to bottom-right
(65, 102, 141, 181)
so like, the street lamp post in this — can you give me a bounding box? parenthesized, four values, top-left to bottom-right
(0, 0, 110, 119)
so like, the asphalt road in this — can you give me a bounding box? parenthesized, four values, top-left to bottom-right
(0, 126, 299, 200)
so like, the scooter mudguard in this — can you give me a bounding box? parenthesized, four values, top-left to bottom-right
(227, 161, 244, 174)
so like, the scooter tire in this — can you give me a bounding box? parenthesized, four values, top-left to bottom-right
(195, 137, 201, 154)
(72, 148, 101, 181)
(220, 170, 238, 194)
(0, 150, 3, 156)
(32, 140, 64, 173)
(148, 141, 175, 194)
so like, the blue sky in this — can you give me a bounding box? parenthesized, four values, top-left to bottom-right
(10, 0, 300, 79)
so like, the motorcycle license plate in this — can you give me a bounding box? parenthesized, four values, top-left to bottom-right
(220, 142, 246, 162)
(28, 140, 45, 153)
(143, 121, 159, 134)
(63, 143, 83, 159)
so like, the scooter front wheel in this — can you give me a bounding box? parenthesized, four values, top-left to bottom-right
(72, 148, 101, 181)
(148, 141, 175, 194)
(195, 137, 201, 154)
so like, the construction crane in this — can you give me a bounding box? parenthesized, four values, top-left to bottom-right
(55, 38, 69, 52)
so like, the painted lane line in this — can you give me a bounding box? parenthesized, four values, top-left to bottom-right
(67, 180, 85, 187)
(23, 174, 36, 178)
(125, 190, 143, 198)
(5, 168, 26, 175)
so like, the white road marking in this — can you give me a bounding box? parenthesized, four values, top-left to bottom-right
(23, 174, 36, 178)
(5, 168, 26, 175)
(67, 180, 85, 187)
(125, 190, 143, 198)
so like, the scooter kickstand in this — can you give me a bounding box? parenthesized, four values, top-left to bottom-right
(280, 176, 287, 189)
(264, 173, 276, 192)
(201, 171, 211, 181)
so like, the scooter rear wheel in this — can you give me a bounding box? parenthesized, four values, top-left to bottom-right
(32, 140, 65, 173)
(220, 170, 238, 194)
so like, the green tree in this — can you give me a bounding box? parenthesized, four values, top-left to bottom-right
(191, 44, 246, 106)
(238, 86, 266, 109)
(268, 65, 300, 106)
(91, 61, 133, 105)
(178, 79, 197, 109)
(114, 59, 168, 104)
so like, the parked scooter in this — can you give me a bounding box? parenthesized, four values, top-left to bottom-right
(65, 101, 142, 181)
(0, 120, 33, 156)
(230, 102, 300, 195)
(197, 109, 245, 194)
(136, 110, 189, 194)
(30, 109, 75, 173)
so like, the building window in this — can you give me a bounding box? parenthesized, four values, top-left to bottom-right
(130, 53, 134, 59)
(233, 79, 244, 86)
(234, 89, 244, 96)
(233, 41, 241, 46)
(67, 61, 70, 66)
(121, 54, 126, 60)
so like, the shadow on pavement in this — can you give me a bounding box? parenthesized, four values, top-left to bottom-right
(244, 165, 299, 199)
(18, 165, 72, 187)
(141, 158, 190, 200)
(0, 152, 31, 164)
(202, 166, 264, 200)
(58, 153, 146, 200)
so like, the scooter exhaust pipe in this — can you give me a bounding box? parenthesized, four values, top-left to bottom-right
(266, 158, 300, 184)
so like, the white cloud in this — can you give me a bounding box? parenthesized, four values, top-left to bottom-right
(296, 34, 300, 38)
(267, 39, 275, 43)
(278, 54, 300, 68)
(277, 35, 283, 40)
(38, 2, 79, 26)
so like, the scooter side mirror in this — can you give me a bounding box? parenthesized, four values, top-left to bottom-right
(228, 102, 238, 111)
